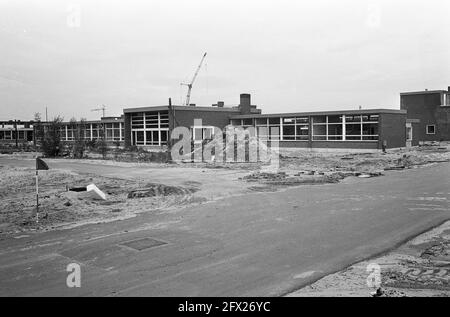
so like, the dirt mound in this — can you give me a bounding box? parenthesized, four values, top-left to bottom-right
(127, 183, 198, 198)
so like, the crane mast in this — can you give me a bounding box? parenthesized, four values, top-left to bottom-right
(181, 52, 207, 106)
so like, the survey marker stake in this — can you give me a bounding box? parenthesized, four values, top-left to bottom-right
(35, 157, 49, 223)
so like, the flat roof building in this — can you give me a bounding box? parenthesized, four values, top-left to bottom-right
(123, 93, 406, 152)
(3, 87, 449, 153)
(400, 87, 450, 146)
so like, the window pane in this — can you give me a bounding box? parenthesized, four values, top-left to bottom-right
(346, 135, 362, 140)
(204, 128, 213, 139)
(296, 125, 309, 136)
(242, 118, 253, 126)
(257, 126, 269, 137)
(136, 131, 144, 142)
(283, 117, 295, 124)
(328, 124, 343, 136)
(313, 125, 326, 135)
(296, 117, 309, 123)
(313, 116, 326, 123)
(153, 131, 159, 142)
(283, 125, 295, 138)
(328, 115, 342, 123)
(194, 128, 202, 140)
(230, 119, 241, 126)
(268, 117, 280, 125)
(146, 131, 152, 144)
(161, 130, 168, 143)
(346, 115, 361, 122)
(363, 123, 378, 135)
(255, 118, 267, 125)
(366, 115, 379, 122)
(345, 123, 361, 135)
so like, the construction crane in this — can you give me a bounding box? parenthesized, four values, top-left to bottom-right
(181, 52, 207, 106)
(91, 105, 106, 118)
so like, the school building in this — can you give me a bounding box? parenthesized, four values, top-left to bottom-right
(2, 87, 449, 152)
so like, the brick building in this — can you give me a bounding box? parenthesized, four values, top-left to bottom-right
(4, 87, 449, 152)
(400, 87, 450, 146)
(123, 93, 406, 152)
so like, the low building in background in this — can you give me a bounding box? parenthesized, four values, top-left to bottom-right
(0, 120, 35, 145)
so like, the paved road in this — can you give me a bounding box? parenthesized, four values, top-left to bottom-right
(0, 159, 449, 296)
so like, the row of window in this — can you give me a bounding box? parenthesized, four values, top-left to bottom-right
(0, 130, 32, 140)
(131, 111, 169, 129)
(230, 115, 380, 141)
(58, 122, 124, 141)
(132, 130, 169, 146)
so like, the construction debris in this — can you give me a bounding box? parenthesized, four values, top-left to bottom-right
(127, 183, 197, 199)
(80, 184, 107, 200)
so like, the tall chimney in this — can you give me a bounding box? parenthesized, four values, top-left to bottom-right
(240, 93, 251, 114)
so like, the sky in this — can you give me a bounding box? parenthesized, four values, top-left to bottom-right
(1, 0, 449, 120)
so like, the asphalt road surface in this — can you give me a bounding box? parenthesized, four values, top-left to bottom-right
(0, 159, 449, 296)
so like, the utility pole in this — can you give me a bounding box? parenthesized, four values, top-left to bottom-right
(45, 107, 48, 122)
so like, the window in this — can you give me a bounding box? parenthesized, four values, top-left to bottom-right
(131, 113, 144, 129)
(312, 116, 327, 140)
(145, 131, 160, 145)
(255, 118, 267, 126)
(281, 117, 309, 141)
(443, 93, 450, 107)
(104, 122, 122, 141)
(131, 110, 169, 146)
(312, 114, 379, 141)
(242, 118, 253, 126)
(268, 117, 280, 125)
(426, 125, 436, 135)
(193, 127, 214, 142)
(282, 125, 295, 140)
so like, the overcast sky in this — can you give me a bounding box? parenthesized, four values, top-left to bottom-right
(1, 0, 449, 120)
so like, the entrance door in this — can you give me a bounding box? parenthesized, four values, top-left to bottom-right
(406, 123, 413, 148)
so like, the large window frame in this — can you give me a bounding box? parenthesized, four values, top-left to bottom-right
(130, 111, 169, 146)
(312, 114, 379, 141)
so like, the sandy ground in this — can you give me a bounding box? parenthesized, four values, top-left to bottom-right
(0, 166, 205, 235)
(288, 220, 450, 297)
(0, 144, 449, 236)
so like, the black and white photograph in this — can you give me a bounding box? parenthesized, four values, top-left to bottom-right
(0, 0, 449, 302)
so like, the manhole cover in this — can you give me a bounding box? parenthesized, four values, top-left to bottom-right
(120, 237, 167, 251)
